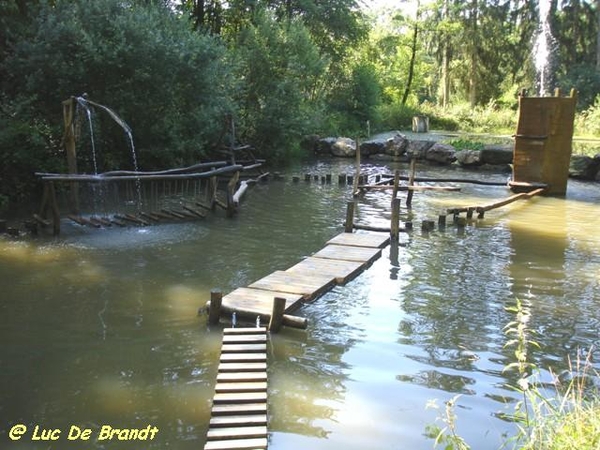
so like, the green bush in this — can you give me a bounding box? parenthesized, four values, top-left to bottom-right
(233, 11, 327, 160)
(3, 0, 233, 173)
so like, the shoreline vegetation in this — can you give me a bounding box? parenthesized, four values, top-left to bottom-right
(428, 299, 600, 450)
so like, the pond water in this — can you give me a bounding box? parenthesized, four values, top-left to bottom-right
(1, 158, 599, 449)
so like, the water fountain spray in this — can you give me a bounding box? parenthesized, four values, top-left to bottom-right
(533, 0, 553, 95)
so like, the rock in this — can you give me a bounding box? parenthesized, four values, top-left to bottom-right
(315, 137, 336, 155)
(301, 134, 320, 153)
(369, 153, 394, 161)
(455, 149, 482, 166)
(315, 137, 356, 156)
(425, 143, 456, 164)
(479, 145, 513, 165)
(383, 134, 409, 157)
(360, 138, 386, 156)
(330, 137, 357, 157)
(406, 139, 435, 160)
(360, 132, 408, 157)
(569, 155, 600, 180)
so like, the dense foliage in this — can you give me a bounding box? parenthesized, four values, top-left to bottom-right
(0, 0, 599, 210)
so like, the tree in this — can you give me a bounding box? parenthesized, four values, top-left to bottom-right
(233, 11, 327, 156)
(2, 0, 233, 173)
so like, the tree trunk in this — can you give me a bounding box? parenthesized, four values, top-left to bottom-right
(597, 0, 600, 71)
(441, 0, 450, 107)
(469, 0, 478, 109)
(402, 3, 420, 105)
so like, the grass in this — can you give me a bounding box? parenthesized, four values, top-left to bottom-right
(427, 299, 600, 450)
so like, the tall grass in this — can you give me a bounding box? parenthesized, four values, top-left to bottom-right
(426, 298, 600, 450)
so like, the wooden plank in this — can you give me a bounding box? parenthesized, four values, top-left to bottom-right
(217, 372, 267, 383)
(222, 288, 303, 316)
(204, 437, 267, 450)
(221, 344, 266, 353)
(215, 382, 267, 393)
(223, 334, 267, 344)
(218, 362, 267, 373)
(213, 391, 267, 404)
(209, 414, 267, 428)
(286, 256, 365, 284)
(326, 232, 390, 249)
(211, 403, 267, 416)
(224, 327, 267, 335)
(312, 244, 381, 264)
(247, 270, 335, 300)
(220, 353, 266, 363)
(207, 426, 267, 441)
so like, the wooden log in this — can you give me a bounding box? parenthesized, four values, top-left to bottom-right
(161, 208, 186, 220)
(183, 205, 206, 218)
(268, 297, 287, 333)
(139, 212, 160, 223)
(205, 301, 307, 329)
(110, 217, 127, 227)
(359, 185, 461, 192)
(96, 217, 113, 226)
(88, 217, 104, 228)
(32, 214, 51, 227)
(68, 215, 87, 226)
(379, 174, 509, 186)
(35, 161, 234, 181)
(209, 290, 223, 325)
(233, 181, 249, 206)
(344, 201, 355, 233)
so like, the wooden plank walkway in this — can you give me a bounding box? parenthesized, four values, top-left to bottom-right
(219, 231, 390, 321)
(205, 327, 269, 450)
(204, 231, 390, 448)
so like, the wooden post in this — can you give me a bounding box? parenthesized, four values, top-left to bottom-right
(208, 176, 217, 210)
(208, 290, 222, 325)
(0, 220, 6, 234)
(406, 157, 416, 208)
(338, 174, 346, 185)
(391, 198, 400, 239)
(347, 175, 353, 186)
(392, 169, 400, 199)
(438, 214, 447, 230)
(421, 220, 435, 233)
(226, 171, 240, 217)
(326, 174, 332, 184)
(353, 138, 360, 196)
(466, 208, 474, 220)
(46, 181, 61, 236)
(305, 174, 311, 182)
(293, 176, 300, 183)
(62, 97, 79, 214)
(269, 297, 287, 333)
(345, 201, 355, 233)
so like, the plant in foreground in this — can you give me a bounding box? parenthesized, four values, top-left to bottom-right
(425, 298, 600, 450)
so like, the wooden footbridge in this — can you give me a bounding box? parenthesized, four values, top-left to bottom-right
(203, 230, 389, 450)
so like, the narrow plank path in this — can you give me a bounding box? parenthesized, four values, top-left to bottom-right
(218, 231, 389, 321)
(205, 327, 269, 450)
(205, 231, 390, 448)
